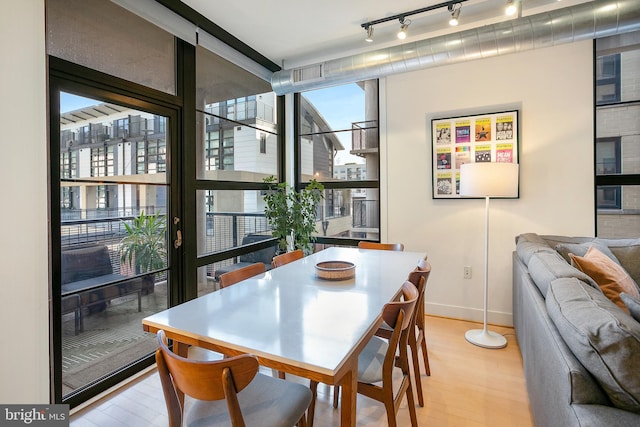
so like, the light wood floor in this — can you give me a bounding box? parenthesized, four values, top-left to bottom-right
(70, 316, 533, 426)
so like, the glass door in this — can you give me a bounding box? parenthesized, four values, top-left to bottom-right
(54, 89, 176, 402)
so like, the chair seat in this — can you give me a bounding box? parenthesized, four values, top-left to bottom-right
(186, 372, 312, 427)
(358, 336, 389, 384)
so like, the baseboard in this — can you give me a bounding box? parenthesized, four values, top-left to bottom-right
(425, 301, 513, 327)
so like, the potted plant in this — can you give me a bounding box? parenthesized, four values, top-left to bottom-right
(119, 210, 167, 293)
(263, 176, 324, 255)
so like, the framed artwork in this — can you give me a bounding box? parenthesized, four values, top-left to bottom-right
(431, 109, 519, 198)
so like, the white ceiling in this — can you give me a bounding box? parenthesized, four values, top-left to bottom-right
(182, 0, 594, 69)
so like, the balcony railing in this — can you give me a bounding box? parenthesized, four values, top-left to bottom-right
(353, 199, 379, 228)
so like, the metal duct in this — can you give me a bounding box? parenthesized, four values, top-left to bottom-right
(271, 0, 640, 95)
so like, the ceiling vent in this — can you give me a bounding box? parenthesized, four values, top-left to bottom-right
(292, 64, 324, 83)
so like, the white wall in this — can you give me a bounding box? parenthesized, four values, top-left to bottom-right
(382, 41, 595, 326)
(0, 1, 49, 402)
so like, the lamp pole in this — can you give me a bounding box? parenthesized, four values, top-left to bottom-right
(464, 195, 507, 349)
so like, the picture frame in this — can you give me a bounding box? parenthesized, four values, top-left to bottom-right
(431, 109, 519, 199)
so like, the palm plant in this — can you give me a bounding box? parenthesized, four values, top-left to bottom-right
(119, 210, 167, 274)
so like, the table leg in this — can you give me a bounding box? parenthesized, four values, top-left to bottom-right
(340, 367, 357, 427)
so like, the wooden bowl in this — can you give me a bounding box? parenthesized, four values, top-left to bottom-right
(315, 261, 356, 280)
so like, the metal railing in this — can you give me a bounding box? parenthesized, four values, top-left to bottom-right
(353, 199, 379, 228)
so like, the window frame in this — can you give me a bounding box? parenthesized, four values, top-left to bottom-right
(293, 81, 381, 246)
(593, 37, 640, 236)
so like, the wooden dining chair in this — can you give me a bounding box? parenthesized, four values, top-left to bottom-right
(218, 262, 265, 289)
(319, 281, 419, 427)
(374, 258, 432, 407)
(357, 241, 405, 251)
(155, 330, 312, 427)
(410, 258, 431, 376)
(272, 249, 304, 268)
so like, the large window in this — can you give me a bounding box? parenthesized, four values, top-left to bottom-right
(48, 0, 180, 408)
(47, 0, 282, 409)
(595, 32, 640, 237)
(296, 80, 380, 243)
(194, 46, 279, 296)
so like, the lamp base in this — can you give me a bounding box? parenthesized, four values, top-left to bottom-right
(465, 328, 507, 349)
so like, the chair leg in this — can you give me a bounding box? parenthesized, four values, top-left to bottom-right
(409, 331, 425, 407)
(383, 390, 398, 427)
(308, 381, 318, 427)
(333, 385, 340, 408)
(418, 329, 431, 376)
(405, 379, 419, 427)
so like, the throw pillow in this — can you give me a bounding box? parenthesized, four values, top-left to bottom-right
(546, 278, 640, 414)
(621, 292, 640, 323)
(607, 242, 640, 285)
(569, 246, 640, 312)
(556, 241, 620, 265)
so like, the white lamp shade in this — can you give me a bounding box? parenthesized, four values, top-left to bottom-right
(459, 162, 519, 197)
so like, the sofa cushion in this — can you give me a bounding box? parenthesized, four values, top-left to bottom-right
(546, 278, 640, 414)
(515, 233, 556, 265)
(621, 293, 640, 323)
(527, 251, 598, 297)
(569, 246, 640, 312)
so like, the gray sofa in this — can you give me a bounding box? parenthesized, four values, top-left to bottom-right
(513, 233, 640, 427)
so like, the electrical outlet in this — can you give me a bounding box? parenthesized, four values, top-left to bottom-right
(464, 266, 472, 279)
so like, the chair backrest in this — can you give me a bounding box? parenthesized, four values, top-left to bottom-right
(155, 330, 259, 427)
(382, 281, 419, 331)
(407, 259, 431, 290)
(219, 262, 265, 288)
(271, 249, 304, 268)
(379, 281, 419, 376)
(407, 259, 431, 328)
(358, 241, 404, 251)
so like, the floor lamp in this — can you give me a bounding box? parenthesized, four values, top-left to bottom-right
(459, 162, 519, 349)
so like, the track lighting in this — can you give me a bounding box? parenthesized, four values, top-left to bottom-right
(397, 18, 410, 40)
(360, 1, 472, 43)
(365, 25, 374, 42)
(505, 0, 517, 16)
(449, 3, 461, 26)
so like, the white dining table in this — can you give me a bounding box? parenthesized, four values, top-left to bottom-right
(142, 246, 426, 427)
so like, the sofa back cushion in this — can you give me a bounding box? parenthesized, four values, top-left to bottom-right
(61, 245, 114, 285)
(515, 233, 556, 265)
(546, 278, 640, 414)
(527, 251, 597, 296)
(555, 240, 620, 265)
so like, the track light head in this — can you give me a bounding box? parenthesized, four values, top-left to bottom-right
(365, 25, 374, 42)
(505, 0, 517, 16)
(448, 3, 461, 26)
(397, 17, 410, 40)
